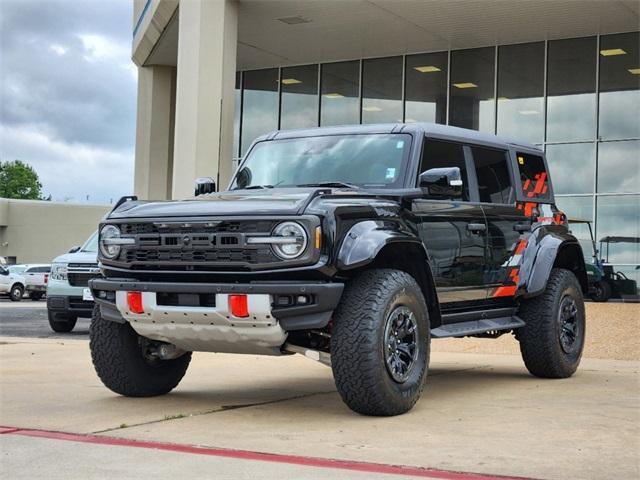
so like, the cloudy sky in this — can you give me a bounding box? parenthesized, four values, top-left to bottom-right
(0, 0, 135, 204)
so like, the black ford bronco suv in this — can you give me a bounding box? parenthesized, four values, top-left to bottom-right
(89, 123, 587, 416)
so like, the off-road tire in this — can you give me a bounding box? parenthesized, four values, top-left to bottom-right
(331, 269, 430, 416)
(9, 285, 24, 302)
(29, 292, 44, 301)
(517, 268, 585, 378)
(89, 305, 191, 397)
(590, 280, 611, 302)
(48, 311, 77, 333)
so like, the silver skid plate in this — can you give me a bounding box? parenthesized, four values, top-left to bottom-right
(115, 291, 287, 355)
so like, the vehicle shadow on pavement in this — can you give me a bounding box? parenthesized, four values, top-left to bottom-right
(87, 362, 549, 422)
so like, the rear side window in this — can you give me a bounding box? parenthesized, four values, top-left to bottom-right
(516, 152, 550, 200)
(471, 146, 513, 204)
(419, 139, 470, 200)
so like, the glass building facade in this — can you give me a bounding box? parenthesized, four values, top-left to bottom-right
(233, 32, 640, 285)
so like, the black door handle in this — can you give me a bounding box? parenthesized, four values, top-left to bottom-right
(467, 223, 486, 233)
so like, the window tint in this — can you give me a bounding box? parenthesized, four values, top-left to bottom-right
(516, 152, 551, 201)
(546, 37, 597, 142)
(362, 56, 403, 124)
(545, 143, 595, 195)
(405, 51, 448, 124)
(599, 32, 640, 140)
(471, 147, 513, 203)
(280, 64, 319, 130)
(241, 68, 279, 155)
(497, 42, 545, 143)
(320, 61, 360, 126)
(449, 47, 496, 132)
(419, 140, 470, 200)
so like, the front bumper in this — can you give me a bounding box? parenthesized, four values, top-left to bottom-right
(46, 295, 94, 316)
(89, 278, 344, 355)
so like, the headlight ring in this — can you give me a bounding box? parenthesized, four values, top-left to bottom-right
(99, 225, 123, 260)
(271, 222, 308, 259)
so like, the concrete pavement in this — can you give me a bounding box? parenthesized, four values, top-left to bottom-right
(1, 336, 638, 479)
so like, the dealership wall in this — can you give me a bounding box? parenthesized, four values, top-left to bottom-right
(0, 199, 109, 264)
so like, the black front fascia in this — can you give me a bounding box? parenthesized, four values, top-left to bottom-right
(100, 215, 321, 273)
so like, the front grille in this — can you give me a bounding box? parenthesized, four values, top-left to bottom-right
(115, 220, 282, 269)
(67, 263, 101, 287)
(120, 220, 275, 235)
(68, 273, 99, 287)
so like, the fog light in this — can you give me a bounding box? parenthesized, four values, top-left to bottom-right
(127, 291, 144, 314)
(229, 294, 249, 318)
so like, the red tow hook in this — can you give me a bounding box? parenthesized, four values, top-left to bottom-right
(228, 294, 249, 318)
(127, 291, 144, 314)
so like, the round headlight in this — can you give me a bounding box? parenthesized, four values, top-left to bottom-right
(99, 225, 122, 259)
(272, 222, 308, 259)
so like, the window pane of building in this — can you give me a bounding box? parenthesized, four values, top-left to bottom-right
(596, 194, 640, 264)
(280, 64, 319, 130)
(233, 72, 241, 160)
(449, 47, 496, 132)
(470, 146, 513, 203)
(362, 56, 403, 124)
(547, 37, 597, 142)
(597, 140, 640, 193)
(545, 142, 595, 194)
(599, 32, 640, 140)
(556, 196, 595, 258)
(405, 52, 447, 124)
(320, 61, 360, 127)
(241, 68, 279, 155)
(497, 42, 544, 143)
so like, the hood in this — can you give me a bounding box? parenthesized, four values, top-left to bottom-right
(109, 189, 329, 219)
(51, 250, 98, 265)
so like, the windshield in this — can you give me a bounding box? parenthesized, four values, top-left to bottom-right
(81, 231, 99, 253)
(232, 134, 412, 190)
(8, 265, 26, 275)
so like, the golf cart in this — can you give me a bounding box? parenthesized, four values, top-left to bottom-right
(569, 218, 639, 302)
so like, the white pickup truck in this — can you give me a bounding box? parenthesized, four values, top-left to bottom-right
(0, 264, 50, 301)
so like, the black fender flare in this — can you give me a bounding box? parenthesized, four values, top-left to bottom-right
(336, 220, 442, 327)
(337, 220, 425, 270)
(519, 227, 587, 298)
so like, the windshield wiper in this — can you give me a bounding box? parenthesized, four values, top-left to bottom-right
(297, 181, 360, 189)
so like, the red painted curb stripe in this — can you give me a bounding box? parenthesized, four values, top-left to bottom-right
(0, 427, 20, 434)
(2, 427, 535, 480)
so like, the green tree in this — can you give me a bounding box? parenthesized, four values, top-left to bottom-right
(0, 160, 43, 200)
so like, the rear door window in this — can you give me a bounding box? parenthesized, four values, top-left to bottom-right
(516, 152, 551, 200)
(470, 146, 513, 204)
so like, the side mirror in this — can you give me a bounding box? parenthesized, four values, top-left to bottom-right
(68, 246, 81, 253)
(419, 167, 463, 198)
(0, 268, 8, 276)
(195, 177, 216, 197)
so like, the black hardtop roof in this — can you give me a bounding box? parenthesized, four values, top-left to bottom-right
(258, 122, 541, 152)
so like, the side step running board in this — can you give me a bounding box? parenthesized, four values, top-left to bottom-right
(431, 316, 525, 339)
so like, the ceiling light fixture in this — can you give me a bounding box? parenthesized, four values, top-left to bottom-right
(413, 65, 441, 73)
(323, 93, 344, 98)
(453, 82, 478, 89)
(280, 78, 302, 85)
(628, 68, 640, 75)
(600, 48, 626, 56)
(362, 106, 382, 112)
